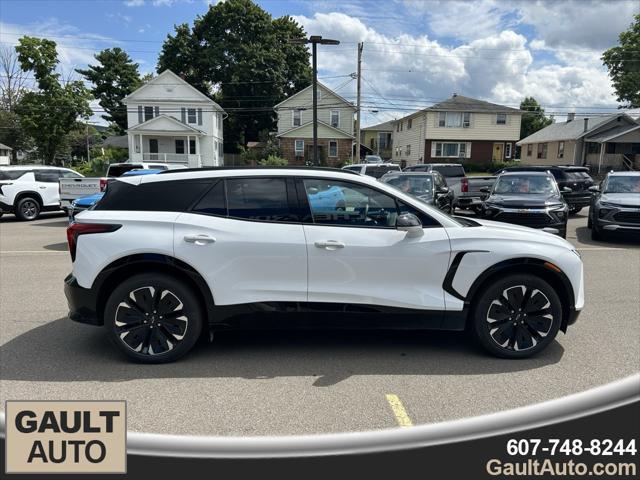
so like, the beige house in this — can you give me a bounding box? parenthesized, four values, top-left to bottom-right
(274, 83, 356, 166)
(391, 94, 522, 167)
(517, 113, 640, 171)
(361, 121, 394, 160)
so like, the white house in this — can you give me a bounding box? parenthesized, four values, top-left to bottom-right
(123, 69, 225, 167)
(0, 143, 12, 165)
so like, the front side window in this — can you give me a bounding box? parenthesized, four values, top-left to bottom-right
(293, 110, 302, 127)
(329, 140, 338, 157)
(330, 110, 339, 128)
(34, 170, 61, 183)
(496, 113, 507, 125)
(226, 178, 294, 222)
(187, 108, 197, 124)
(295, 139, 304, 155)
(303, 178, 398, 228)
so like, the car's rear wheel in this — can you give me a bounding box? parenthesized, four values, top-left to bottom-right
(104, 273, 204, 363)
(472, 274, 562, 358)
(15, 197, 41, 221)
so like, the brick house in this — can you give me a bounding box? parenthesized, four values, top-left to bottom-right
(274, 83, 356, 166)
(391, 94, 523, 167)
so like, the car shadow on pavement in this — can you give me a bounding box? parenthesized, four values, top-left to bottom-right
(30, 219, 69, 228)
(43, 242, 69, 251)
(575, 226, 640, 248)
(0, 318, 564, 387)
(0, 212, 67, 224)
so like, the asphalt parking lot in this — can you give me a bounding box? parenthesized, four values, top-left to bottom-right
(1, 210, 639, 436)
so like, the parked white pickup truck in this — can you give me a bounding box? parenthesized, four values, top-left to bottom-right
(59, 162, 186, 209)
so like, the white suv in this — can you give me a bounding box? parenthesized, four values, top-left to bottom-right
(0, 165, 83, 220)
(64, 167, 584, 363)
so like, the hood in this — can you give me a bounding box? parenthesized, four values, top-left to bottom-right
(471, 218, 573, 249)
(486, 194, 563, 208)
(600, 193, 640, 207)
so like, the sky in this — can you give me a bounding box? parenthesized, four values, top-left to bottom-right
(1, 0, 638, 127)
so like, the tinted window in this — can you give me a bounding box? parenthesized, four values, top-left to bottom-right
(303, 178, 398, 228)
(95, 179, 211, 212)
(192, 181, 226, 216)
(0, 169, 29, 180)
(226, 178, 294, 222)
(431, 165, 465, 177)
(363, 165, 401, 178)
(34, 170, 61, 183)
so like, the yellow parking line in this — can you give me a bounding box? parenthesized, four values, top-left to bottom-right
(385, 394, 413, 428)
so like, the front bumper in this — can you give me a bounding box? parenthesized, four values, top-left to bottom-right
(567, 308, 581, 326)
(0, 200, 13, 213)
(563, 193, 592, 208)
(456, 196, 484, 208)
(595, 206, 640, 233)
(64, 274, 101, 326)
(483, 207, 568, 236)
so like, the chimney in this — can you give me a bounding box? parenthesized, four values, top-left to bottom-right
(567, 112, 575, 122)
(583, 117, 589, 132)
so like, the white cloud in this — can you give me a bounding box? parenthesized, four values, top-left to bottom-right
(124, 0, 145, 6)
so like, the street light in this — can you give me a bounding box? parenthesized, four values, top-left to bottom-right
(289, 35, 340, 166)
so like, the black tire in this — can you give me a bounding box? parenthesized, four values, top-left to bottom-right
(15, 197, 41, 221)
(591, 222, 604, 241)
(104, 273, 204, 363)
(471, 274, 562, 359)
(587, 214, 592, 229)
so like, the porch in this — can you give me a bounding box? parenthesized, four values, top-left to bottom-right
(585, 124, 640, 172)
(129, 133, 203, 168)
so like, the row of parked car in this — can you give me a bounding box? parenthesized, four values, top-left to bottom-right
(343, 160, 640, 241)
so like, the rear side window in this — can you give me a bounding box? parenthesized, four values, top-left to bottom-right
(95, 179, 211, 212)
(34, 170, 61, 182)
(0, 170, 29, 180)
(192, 180, 226, 216)
(226, 178, 295, 222)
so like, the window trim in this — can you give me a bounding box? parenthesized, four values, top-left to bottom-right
(527, 144, 533, 157)
(144, 106, 154, 122)
(187, 108, 197, 124)
(330, 110, 340, 128)
(294, 139, 304, 155)
(432, 141, 469, 158)
(328, 140, 338, 157)
(558, 141, 565, 159)
(505, 142, 512, 159)
(297, 177, 442, 230)
(537, 142, 548, 159)
(496, 113, 507, 125)
(292, 109, 302, 127)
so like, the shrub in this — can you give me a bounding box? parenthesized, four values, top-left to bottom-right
(258, 154, 288, 166)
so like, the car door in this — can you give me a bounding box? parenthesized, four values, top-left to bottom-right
(299, 177, 451, 311)
(34, 169, 63, 206)
(173, 177, 308, 306)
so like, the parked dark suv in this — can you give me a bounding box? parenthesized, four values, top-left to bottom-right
(588, 171, 640, 240)
(495, 166, 594, 214)
(481, 172, 569, 237)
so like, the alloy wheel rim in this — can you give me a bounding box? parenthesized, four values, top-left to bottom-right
(115, 286, 189, 355)
(22, 201, 37, 219)
(486, 285, 554, 351)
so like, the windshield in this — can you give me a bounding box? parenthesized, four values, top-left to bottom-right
(604, 176, 640, 193)
(493, 175, 558, 195)
(385, 175, 434, 197)
(364, 155, 383, 163)
(432, 165, 465, 177)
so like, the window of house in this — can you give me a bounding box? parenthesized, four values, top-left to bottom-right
(187, 108, 197, 124)
(463, 112, 471, 128)
(144, 106, 154, 122)
(433, 142, 469, 158)
(406, 144, 411, 156)
(400, 121, 403, 131)
(537, 142, 548, 159)
(189, 139, 196, 154)
(329, 140, 338, 157)
(293, 109, 302, 127)
(496, 113, 507, 125)
(396, 122, 399, 132)
(408, 118, 412, 129)
(295, 139, 304, 155)
(438, 112, 465, 127)
(527, 144, 533, 156)
(175, 139, 185, 154)
(378, 132, 390, 149)
(558, 141, 564, 158)
(459, 142, 467, 157)
(505, 142, 512, 159)
(330, 110, 339, 128)
(586, 142, 600, 154)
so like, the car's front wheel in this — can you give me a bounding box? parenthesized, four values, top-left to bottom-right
(472, 274, 562, 358)
(104, 273, 204, 363)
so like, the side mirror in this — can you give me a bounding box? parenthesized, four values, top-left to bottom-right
(436, 186, 449, 194)
(562, 186, 572, 193)
(588, 185, 599, 192)
(396, 213, 423, 238)
(479, 186, 491, 193)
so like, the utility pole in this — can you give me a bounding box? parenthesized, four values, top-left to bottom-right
(288, 35, 340, 166)
(86, 122, 91, 162)
(354, 42, 363, 163)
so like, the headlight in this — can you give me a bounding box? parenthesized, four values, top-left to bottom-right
(599, 208, 612, 218)
(600, 201, 619, 208)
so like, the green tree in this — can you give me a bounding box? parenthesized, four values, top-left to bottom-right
(157, 0, 312, 153)
(15, 36, 92, 164)
(76, 48, 141, 133)
(602, 14, 640, 108)
(519, 97, 553, 140)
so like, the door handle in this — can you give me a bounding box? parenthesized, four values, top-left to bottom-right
(184, 234, 216, 245)
(314, 240, 345, 250)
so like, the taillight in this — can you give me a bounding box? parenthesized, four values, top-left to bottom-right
(461, 177, 469, 193)
(66, 223, 121, 262)
(99, 178, 108, 192)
